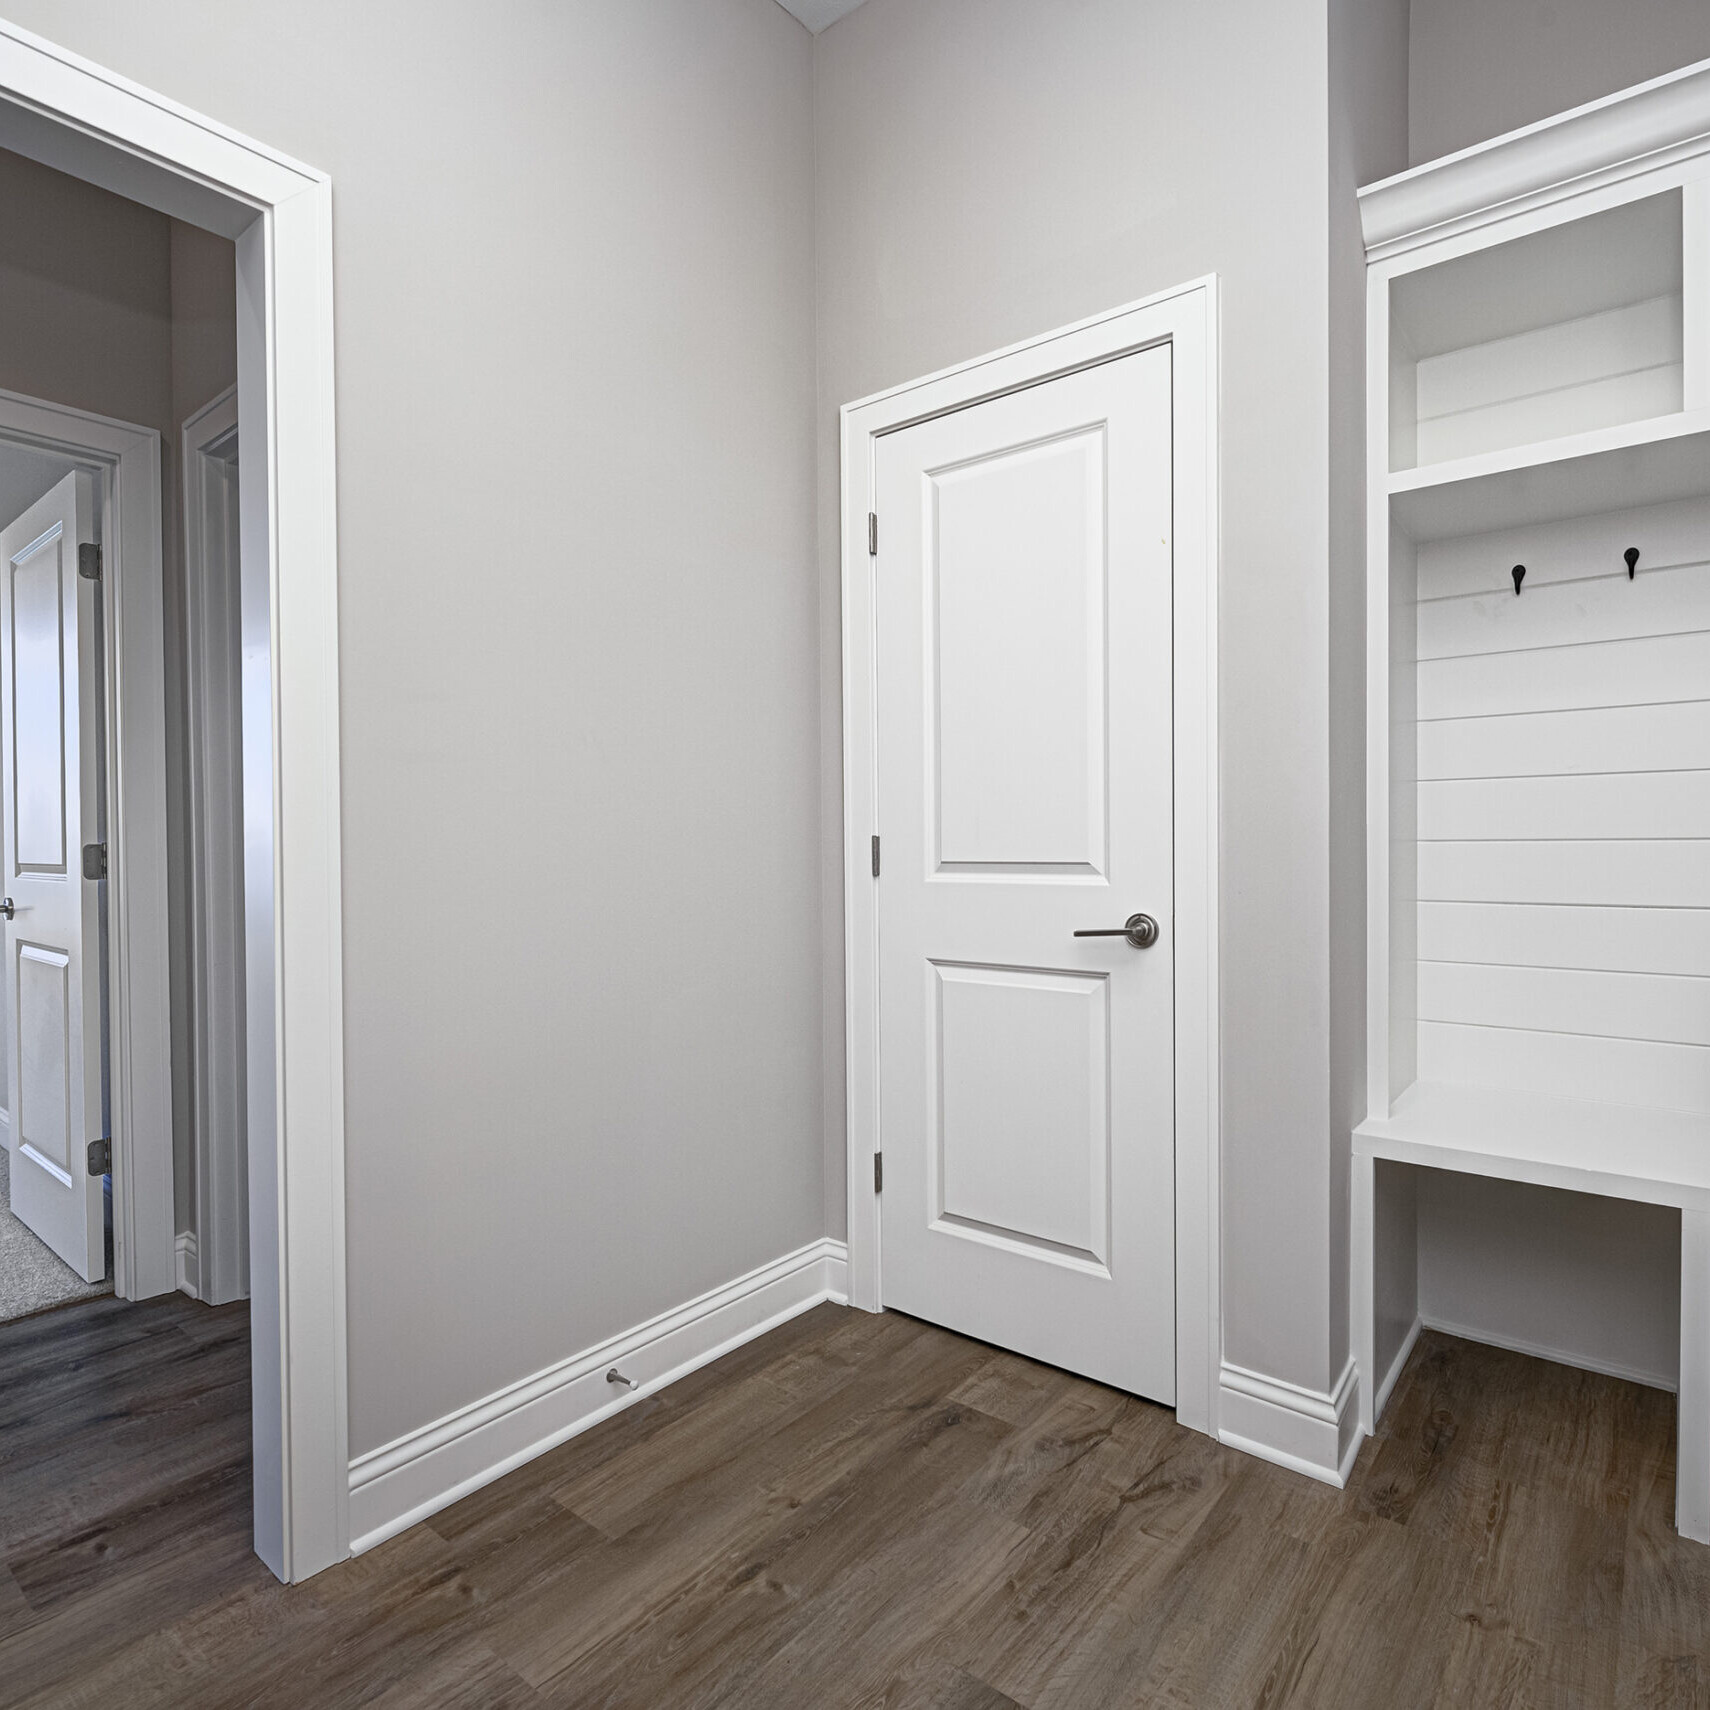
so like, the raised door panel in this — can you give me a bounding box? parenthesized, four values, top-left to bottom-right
(9, 529, 69, 876)
(932, 429, 1106, 873)
(931, 962, 1109, 1268)
(16, 944, 70, 1179)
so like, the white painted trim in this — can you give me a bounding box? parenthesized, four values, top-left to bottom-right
(838, 278, 1222, 1436)
(1678, 1211, 1709, 1543)
(1375, 1314, 1423, 1421)
(0, 388, 173, 1303)
(1359, 58, 1710, 259)
(348, 1239, 850, 1556)
(1419, 1314, 1673, 1394)
(181, 386, 247, 1307)
(0, 19, 348, 1582)
(175, 1229, 200, 1300)
(1218, 1356, 1361, 1487)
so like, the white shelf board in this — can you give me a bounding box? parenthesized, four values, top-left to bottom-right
(1388, 410, 1710, 540)
(1354, 1081, 1710, 1211)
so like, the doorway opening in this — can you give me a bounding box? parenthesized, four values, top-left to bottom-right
(0, 19, 348, 1583)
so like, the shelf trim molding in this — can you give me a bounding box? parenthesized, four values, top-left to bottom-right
(1360, 58, 1710, 260)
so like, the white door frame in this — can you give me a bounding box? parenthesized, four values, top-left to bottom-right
(182, 384, 246, 1306)
(0, 389, 173, 1300)
(0, 21, 348, 1581)
(840, 279, 1222, 1433)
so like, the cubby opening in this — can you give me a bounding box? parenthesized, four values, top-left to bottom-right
(1386, 490, 1710, 1119)
(1388, 189, 1686, 471)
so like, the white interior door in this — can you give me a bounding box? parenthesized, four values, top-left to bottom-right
(2, 470, 106, 1282)
(876, 344, 1175, 1400)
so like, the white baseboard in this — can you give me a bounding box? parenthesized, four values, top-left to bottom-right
(175, 1230, 200, 1300)
(1374, 1315, 1423, 1422)
(1218, 1355, 1360, 1487)
(1419, 1313, 1675, 1393)
(347, 1237, 849, 1555)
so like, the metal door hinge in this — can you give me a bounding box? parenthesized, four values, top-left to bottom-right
(868, 512, 877, 556)
(82, 843, 107, 881)
(871, 834, 881, 878)
(87, 1137, 111, 1176)
(873, 1152, 883, 1193)
(77, 543, 102, 580)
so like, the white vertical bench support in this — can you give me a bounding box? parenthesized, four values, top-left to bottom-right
(1352, 1155, 1376, 1437)
(1680, 1210, 1710, 1544)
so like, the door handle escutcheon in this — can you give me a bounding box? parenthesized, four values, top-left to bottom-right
(1075, 912, 1158, 949)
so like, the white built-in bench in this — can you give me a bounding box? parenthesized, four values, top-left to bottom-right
(1354, 1084, 1710, 1541)
(1353, 62, 1710, 1543)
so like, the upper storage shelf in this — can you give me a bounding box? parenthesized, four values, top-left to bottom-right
(1388, 189, 1685, 473)
(1388, 408, 1710, 540)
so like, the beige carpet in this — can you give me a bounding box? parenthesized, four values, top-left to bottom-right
(0, 1143, 110, 1323)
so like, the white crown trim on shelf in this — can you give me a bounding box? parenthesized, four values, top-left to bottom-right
(1359, 58, 1710, 259)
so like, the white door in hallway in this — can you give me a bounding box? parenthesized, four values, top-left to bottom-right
(876, 345, 1175, 1401)
(1, 471, 106, 1282)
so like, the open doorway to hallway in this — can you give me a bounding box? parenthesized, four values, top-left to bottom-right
(0, 146, 248, 1328)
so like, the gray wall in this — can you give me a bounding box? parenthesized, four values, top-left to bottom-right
(1409, 0, 1710, 164)
(814, 0, 1348, 1396)
(0, 0, 823, 1459)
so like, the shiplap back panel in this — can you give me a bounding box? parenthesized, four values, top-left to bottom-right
(1414, 295, 1684, 467)
(1414, 494, 1710, 1114)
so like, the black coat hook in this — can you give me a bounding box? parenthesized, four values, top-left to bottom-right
(1625, 546, 1640, 580)
(1511, 564, 1525, 596)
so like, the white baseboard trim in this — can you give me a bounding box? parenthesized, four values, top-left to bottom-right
(347, 1236, 849, 1555)
(1419, 1313, 1675, 1394)
(1218, 1354, 1360, 1487)
(175, 1231, 200, 1300)
(1374, 1314, 1423, 1422)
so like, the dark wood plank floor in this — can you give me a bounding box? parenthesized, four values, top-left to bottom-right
(3, 1292, 1707, 1708)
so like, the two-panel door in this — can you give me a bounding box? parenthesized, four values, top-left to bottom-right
(875, 344, 1176, 1400)
(2, 471, 107, 1282)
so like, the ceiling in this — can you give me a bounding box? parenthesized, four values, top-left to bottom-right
(775, 0, 867, 33)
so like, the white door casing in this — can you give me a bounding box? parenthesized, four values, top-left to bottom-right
(183, 386, 248, 1306)
(1, 470, 105, 1281)
(841, 279, 1221, 1434)
(876, 349, 1177, 1399)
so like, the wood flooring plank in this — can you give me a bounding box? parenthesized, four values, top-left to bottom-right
(1430, 1473, 1627, 1710)
(5, 1292, 1709, 1709)
(488, 1328, 995, 1692)
(0, 1564, 29, 1644)
(1616, 1412, 1710, 1708)
(6, 1451, 251, 1616)
(539, 1403, 1025, 1710)
(364, 1638, 552, 1708)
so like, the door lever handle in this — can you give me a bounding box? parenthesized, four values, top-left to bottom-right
(1075, 912, 1158, 949)
(0, 898, 12, 921)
